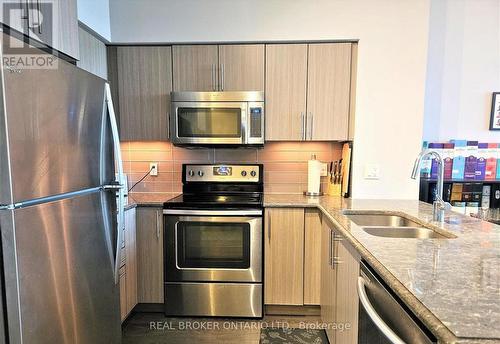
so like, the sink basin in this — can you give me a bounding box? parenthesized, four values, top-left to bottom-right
(344, 213, 422, 227)
(362, 227, 447, 239)
(343, 211, 455, 239)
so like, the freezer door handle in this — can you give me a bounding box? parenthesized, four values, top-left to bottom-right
(105, 83, 125, 285)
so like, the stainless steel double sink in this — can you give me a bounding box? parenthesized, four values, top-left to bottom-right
(343, 211, 455, 239)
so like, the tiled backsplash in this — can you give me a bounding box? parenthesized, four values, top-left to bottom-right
(121, 141, 343, 194)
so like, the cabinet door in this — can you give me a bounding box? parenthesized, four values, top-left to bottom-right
(334, 233, 360, 344)
(117, 46, 172, 141)
(264, 208, 304, 305)
(124, 208, 137, 315)
(77, 27, 107, 79)
(304, 209, 322, 305)
(136, 207, 164, 303)
(172, 45, 218, 91)
(307, 43, 352, 140)
(265, 44, 308, 141)
(218, 44, 264, 91)
(54, 0, 79, 59)
(320, 219, 337, 342)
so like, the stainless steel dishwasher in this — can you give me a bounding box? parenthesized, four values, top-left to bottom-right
(357, 261, 437, 344)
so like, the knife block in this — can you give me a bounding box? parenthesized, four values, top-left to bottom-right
(326, 180, 342, 196)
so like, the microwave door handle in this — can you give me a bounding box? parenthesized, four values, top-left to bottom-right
(357, 277, 405, 344)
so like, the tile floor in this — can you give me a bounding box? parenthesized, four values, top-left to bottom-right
(122, 312, 324, 344)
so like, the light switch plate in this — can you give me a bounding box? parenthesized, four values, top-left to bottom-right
(320, 163, 328, 177)
(150, 162, 158, 176)
(364, 164, 380, 179)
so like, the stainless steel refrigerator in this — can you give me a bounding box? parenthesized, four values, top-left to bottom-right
(0, 32, 125, 343)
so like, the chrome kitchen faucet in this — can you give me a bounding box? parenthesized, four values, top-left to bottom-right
(411, 149, 451, 222)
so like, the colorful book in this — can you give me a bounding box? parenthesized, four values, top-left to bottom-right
(443, 143, 454, 179)
(475, 143, 488, 180)
(485, 143, 498, 180)
(428, 143, 443, 179)
(420, 141, 432, 178)
(497, 143, 500, 179)
(451, 140, 467, 180)
(464, 141, 478, 180)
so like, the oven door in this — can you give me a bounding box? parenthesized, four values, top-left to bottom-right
(164, 210, 262, 283)
(170, 102, 247, 145)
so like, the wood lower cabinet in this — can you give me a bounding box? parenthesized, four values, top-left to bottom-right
(304, 209, 322, 305)
(334, 235, 360, 344)
(114, 46, 172, 141)
(119, 207, 137, 322)
(265, 44, 308, 141)
(321, 218, 360, 343)
(321, 218, 337, 340)
(136, 207, 164, 303)
(264, 208, 304, 305)
(172, 45, 218, 91)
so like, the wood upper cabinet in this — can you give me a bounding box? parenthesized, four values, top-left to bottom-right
(218, 44, 264, 91)
(264, 208, 304, 305)
(136, 207, 164, 303)
(334, 231, 360, 344)
(307, 43, 352, 140)
(77, 27, 107, 79)
(116, 46, 172, 141)
(321, 218, 337, 341)
(172, 45, 218, 91)
(265, 44, 308, 141)
(0, 0, 79, 59)
(304, 209, 322, 305)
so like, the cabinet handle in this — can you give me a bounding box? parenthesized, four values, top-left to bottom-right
(267, 214, 271, 243)
(332, 232, 342, 266)
(220, 64, 225, 91)
(36, 0, 41, 34)
(309, 112, 314, 140)
(300, 112, 305, 140)
(328, 229, 333, 267)
(211, 64, 215, 91)
(156, 210, 160, 240)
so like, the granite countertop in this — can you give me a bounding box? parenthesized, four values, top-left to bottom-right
(264, 194, 500, 343)
(124, 192, 178, 210)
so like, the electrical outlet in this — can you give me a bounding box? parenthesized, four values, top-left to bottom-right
(364, 164, 380, 180)
(320, 162, 329, 177)
(149, 162, 158, 176)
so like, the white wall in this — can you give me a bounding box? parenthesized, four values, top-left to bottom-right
(109, 0, 431, 199)
(423, 0, 500, 142)
(77, 0, 111, 41)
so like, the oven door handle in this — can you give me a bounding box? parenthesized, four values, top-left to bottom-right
(163, 209, 263, 216)
(357, 276, 405, 344)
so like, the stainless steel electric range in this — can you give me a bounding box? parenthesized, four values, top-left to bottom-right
(163, 164, 263, 318)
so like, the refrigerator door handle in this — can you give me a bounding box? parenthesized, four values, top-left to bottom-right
(105, 83, 125, 285)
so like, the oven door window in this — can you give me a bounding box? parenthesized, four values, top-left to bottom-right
(177, 108, 242, 138)
(176, 221, 250, 269)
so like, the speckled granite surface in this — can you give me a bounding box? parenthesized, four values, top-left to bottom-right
(124, 192, 178, 210)
(264, 194, 500, 343)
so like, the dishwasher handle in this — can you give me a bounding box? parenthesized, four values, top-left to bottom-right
(357, 276, 405, 344)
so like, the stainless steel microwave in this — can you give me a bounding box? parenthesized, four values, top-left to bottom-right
(170, 91, 264, 146)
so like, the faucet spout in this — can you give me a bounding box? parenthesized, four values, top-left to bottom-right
(411, 148, 449, 222)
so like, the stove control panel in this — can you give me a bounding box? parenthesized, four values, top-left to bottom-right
(185, 164, 261, 183)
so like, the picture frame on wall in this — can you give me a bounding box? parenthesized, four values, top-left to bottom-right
(490, 92, 500, 130)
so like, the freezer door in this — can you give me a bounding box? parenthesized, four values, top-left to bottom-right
(0, 190, 121, 344)
(0, 32, 110, 204)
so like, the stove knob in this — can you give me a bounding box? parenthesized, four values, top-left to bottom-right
(198, 170, 204, 177)
(241, 170, 247, 177)
(250, 170, 257, 177)
(188, 170, 195, 177)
